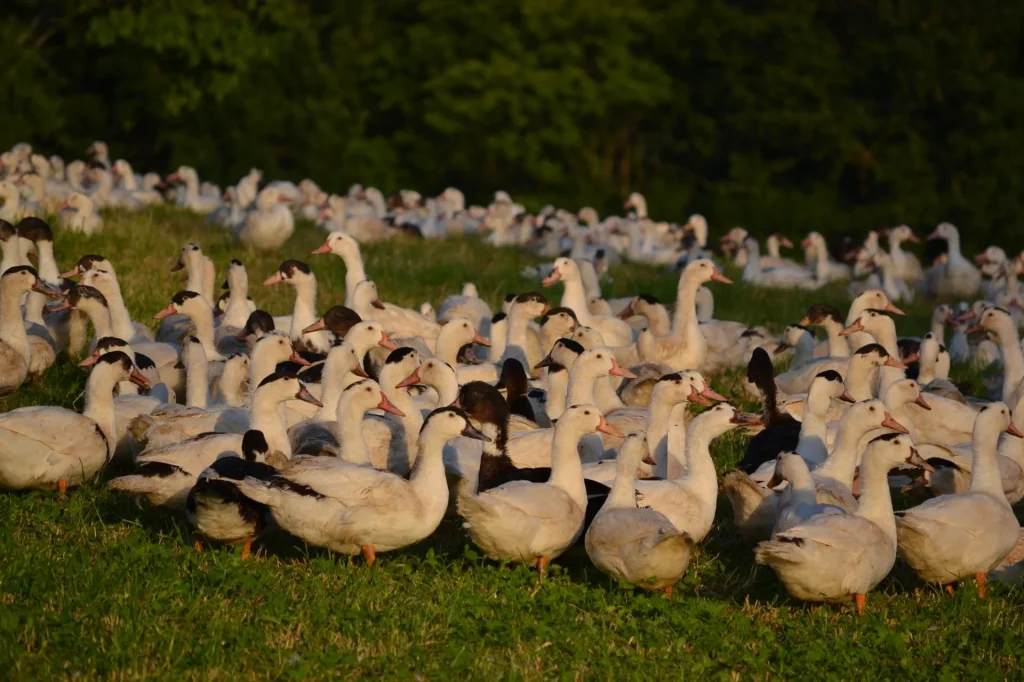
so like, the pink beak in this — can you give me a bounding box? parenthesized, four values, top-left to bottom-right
(153, 303, 177, 320)
(710, 269, 733, 284)
(395, 368, 422, 389)
(609, 358, 638, 379)
(471, 333, 490, 347)
(289, 352, 311, 367)
(78, 351, 101, 367)
(263, 272, 284, 286)
(701, 383, 728, 402)
(881, 411, 910, 434)
(541, 268, 563, 287)
(311, 241, 332, 255)
(377, 393, 406, 417)
(884, 302, 905, 316)
(596, 415, 624, 438)
(379, 332, 398, 350)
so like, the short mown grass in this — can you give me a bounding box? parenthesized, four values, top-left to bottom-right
(1, 208, 1021, 680)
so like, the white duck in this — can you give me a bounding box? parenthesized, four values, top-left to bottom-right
(350, 280, 440, 347)
(262, 260, 333, 354)
(233, 406, 488, 565)
(311, 231, 368, 308)
(585, 432, 694, 596)
(543, 257, 634, 347)
(887, 225, 923, 282)
(967, 306, 1024, 405)
(167, 166, 222, 213)
(0, 266, 57, 396)
(58, 192, 103, 235)
(459, 405, 620, 578)
(896, 404, 1023, 596)
(769, 453, 846, 536)
(756, 435, 930, 614)
(0, 351, 148, 491)
(236, 187, 295, 252)
(922, 223, 981, 298)
(73, 261, 155, 342)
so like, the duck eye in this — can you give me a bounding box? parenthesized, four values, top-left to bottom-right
(584, 410, 591, 416)
(596, 354, 603, 359)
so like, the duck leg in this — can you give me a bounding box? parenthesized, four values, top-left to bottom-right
(945, 584, 955, 597)
(361, 544, 376, 567)
(57, 479, 67, 497)
(974, 572, 986, 598)
(854, 593, 866, 616)
(664, 585, 673, 599)
(536, 555, 549, 582)
(241, 538, 254, 561)
(193, 539, 203, 552)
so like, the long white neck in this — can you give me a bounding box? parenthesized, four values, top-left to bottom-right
(678, 421, 720, 518)
(379, 367, 424, 469)
(185, 261, 206, 299)
(501, 309, 533, 369)
(791, 332, 816, 368)
(929, 316, 945, 343)
(646, 393, 679, 478)
(223, 273, 251, 329)
(35, 242, 58, 283)
(813, 420, 866, 487)
(547, 426, 588, 510)
(603, 452, 641, 511)
(81, 303, 114, 340)
(560, 274, 596, 328)
(0, 240, 23, 274)
(407, 428, 453, 533)
(945, 231, 963, 260)
(488, 318, 507, 362)
(795, 394, 831, 466)
(545, 368, 568, 421)
(672, 277, 707, 366)
(186, 307, 224, 361)
(250, 392, 291, 458)
(869, 326, 903, 396)
(853, 452, 898, 545)
(0, 285, 30, 363)
(314, 350, 354, 419)
(185, 349, 209, 409)
(429, 370, 459, 407)
(83, 370, 118, 458)
(289, 278, 320, 343)
(249, 345, 284, 392)
(217, 360, 249, 407)
(566, 364, 601, 406)
(334, 398, 371, 465)
(785, 460, 819, 509)
(918, 346, 938, 385)
(823, 320, 851, 357)
(846, 359, 877, 401)
(993, 322, 1024, 404)
(970, 422, 1011, 505)
(341, 251, 367, 307)
(99, 280, 137, 342)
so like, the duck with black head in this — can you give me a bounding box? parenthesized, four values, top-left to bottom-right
(738, 348, 801, 474)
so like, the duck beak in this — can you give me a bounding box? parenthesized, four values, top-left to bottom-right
(461, 422, 491, 442)
(78, 351, 101, 367)
(262, 272, 284, 286)
(294, 384, 322, 407)
(773, 342, 790, 355)
(153, 303, 177, 320)
(377, 393, 405, 417)
(541, 268, 563, 287)
(170, 257, 184, 272)
(798, 316, 811, 327)
(965, 323, 985, 334)
(903, 352, 920, 364)
(352, 364, 369, 378)
(596, 415, 624, 438)
(710, 268, 733, 284)
(618, 302, 635, 320)
(1007, 423, 1024, 439)
(702, 384, 728, 402)
(311, 241, 332, 255)
(778, 237, 794, 249)
(395, 367, 422, 389)
(839, 391, 856, 403)
(907, 447, 935, 472)
(378, 331, 398, 350)
(302, 318, 326, 334)
(839, 320, 864, 336)
(129, 368, 150, 389)
(956, 311, 976, 324)
(884, 356, 907, 369)
(730, 413, 761, 426)
(534, 355, 554, 369)
(766, 472, 784, 489)
(288, 352, 311, 367)
(609, 358, 638, 379)
(471, 333, 490, 347)
(371, 298, 386, 310)
(234, 328, 252, 340)
(47, 298, 72, 313)
(906, 232, 920, 244)
(881, 411, 910, 434)
(688, 385, 712, 407)
(926, 229, 941, 240)
(885, 302, 905, 315)
(59, 266, 81, 279)
(914, 394, 932, 410)
(31, 281, 60, 298)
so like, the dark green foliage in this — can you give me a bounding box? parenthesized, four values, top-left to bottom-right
(3, 1, 1024, 250)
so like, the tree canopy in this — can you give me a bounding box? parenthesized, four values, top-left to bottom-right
(3, 0, 1022, 249)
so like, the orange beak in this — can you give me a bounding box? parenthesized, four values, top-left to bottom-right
(839, 320, 864, 337)
(302, 318, 326, 334)
(153, 303, 177, 320)
(288, 352, 311, 367)
(710, 269, 733, 284)
(596, 415, 624, 438)
(881, 411, 910, 434)
(379, 332, 398, 350)
(395, 367, 422, 389)
(377, 393, 406, 417)
(311, 241, 332, 255)
(471, 333, 490, 347)
(541, 268, 563, 287)
(263, 272, 284, 286)
(609, 358, 638, 379)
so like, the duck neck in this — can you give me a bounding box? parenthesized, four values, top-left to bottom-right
(672, 278, 702, 350)
(929, 317, 945, 343)
(185, 353, 209, 409)
(792, 332, 816, 368)
(853, 453, 897, 544)
(250, 393, 291, 458)
(100, 280, 137, 342)
(970, 424, 1010, 506)
(795, 391, 830, 466)
(646, 391, 677, 477)
(218, 360, 248, 407)
(814, 421, 864, 487)
(314, 350, 351, 419)
(823, 320, 851, 357)
(786, 461, 819, 509)
(918, 348, 938, 385)
(249, 345, 282, 391)
(341, 252, 366, 307)
(186, 308, 222, 361)
(646, 306, 672, 336)
(566, 365, 600, 406)
(545, 367, 568, 421)
(430, 370, 459, 407)
(846, 359, 877, 401)
(502, 310, 533, 369)
(223, 274, 250, 329)
(603, 457, 640, 511)
(488, 318, 507, 363)
(548, 426, 587, 510)
(432, 328, 462, 366)
(83, 371, 117, 458)
(407, 429, 453, 528)
(334, 399, 371, 466)
(0, 239, 23, 274)
(559, 275, 596, 328)
(0, 284, 30, 362)
(679, 422, 719, 514)
(994, 323, 1024, 402)
(35, 242, 58, 283)
(289, 278, 319, 343)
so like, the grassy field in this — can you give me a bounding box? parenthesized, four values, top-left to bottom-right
(1, 208, 1021, 680)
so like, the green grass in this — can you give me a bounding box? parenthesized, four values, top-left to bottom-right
(1, 208, 1021, 680)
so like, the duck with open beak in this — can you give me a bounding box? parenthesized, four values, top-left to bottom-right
(541, 266, 562, 288)
(688, 381, 728, 407)
(30, 279, 60, 298)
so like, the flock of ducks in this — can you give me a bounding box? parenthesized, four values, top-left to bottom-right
(0, 142, 1022, 615)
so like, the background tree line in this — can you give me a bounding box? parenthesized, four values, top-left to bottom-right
(2, 0, 1022, 250)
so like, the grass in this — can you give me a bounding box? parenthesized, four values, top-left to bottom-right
(1, 207, 1021, 680)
